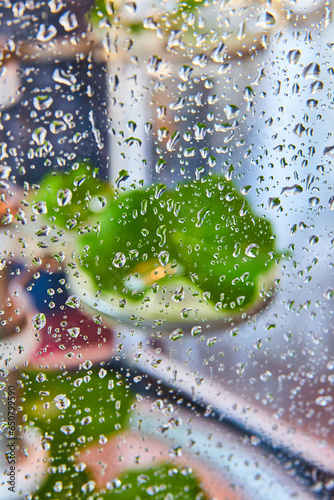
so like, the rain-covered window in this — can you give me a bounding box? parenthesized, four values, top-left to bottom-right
(0, 1, 333, 499)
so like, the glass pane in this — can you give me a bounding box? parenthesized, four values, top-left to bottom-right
(0, 1, 333, 499)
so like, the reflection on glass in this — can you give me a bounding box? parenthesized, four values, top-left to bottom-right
(0, 1, 333, 499)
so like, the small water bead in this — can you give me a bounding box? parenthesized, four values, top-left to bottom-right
(303, 62, 321, 79)
(54, 394, 71, 410)
(59, 10, 78, 32)
(256, 11, 276, 28)
(32, 127, 47, 146)
(158, 251, 169, 266)
(60, 425, 75, 435)
(36, 24, 57, 42)
(287, 49, 301, 64)
(67, 327, 80, 338)
(33, 96, 53, 111)
(98, 368, 107, 379)
(36, 372, 47, 382)
(245, 244, 260, 258)
(32, 313, 46, 330)
(65, 295, 81, 309)
(112, 252, 126, 268)
(170, 329, 183, 341)
(57, 189, 72, 206)
(315, 395, 333, 407)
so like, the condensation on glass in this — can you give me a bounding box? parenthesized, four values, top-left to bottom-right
(0, 1, 333, 499)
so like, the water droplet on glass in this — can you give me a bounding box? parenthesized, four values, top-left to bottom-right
(52, 68, 77, 87)
(281, 184, 303, 196)
(315, 395, 333, 407)
(293, 123, 305, 137)
(260, 370, 273, 381)
(48, 0, 65, 14)
(224, 104, 239, 119)
(113, 252, 126, 268)
(170, 328, 183, 341)
(67, 327, 80, 338)
(158, 251, 169, 266)
(57, 188, 72, 206)
(36, 24, 57, 42)
(50, 120, 67, 134)
(256, 11, 276, 28)
(323, 145, 334, 156)
(65, 295, 81, 309)
(245, 244, 260, 258)
(32, 127, 47, 146)
(60, 425, 75, 435)
(287, 49, 301, 64)
(99, 368, 107, 379)
(36, 372, 47, 382)
(33, 95, 53, 111)
(54, 394, 71, 410)
(59, 10, 78, 31)
(303, 62, 321, 79)
(309, 235, 319, 245)
(32, 201, 47, 215)
(32, 313, 46, 330)
(191, 326, 202, 337)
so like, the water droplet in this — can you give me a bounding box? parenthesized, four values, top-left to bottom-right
(310, 80, 323, 93)
(256, 11, 276, 28)
(281, 184, 303, 196)
(170, 328, 183, 341)
(293, 123, 305, 137)
(32, 313, 46, 330)
(307, 99, 318, 109)
(48, 0, 65, 14)
(33, 95, 53, 111)
(57, 188, 72, 206)
(193, 123, 207, 140)
(224, 104, 239, 119)
(50, 120, 67, 134)
(287, 49, 301, 64)
(36, 372, 47, 382)
(32, 201, 47, 215)
(52, 68, 77, 87)
(59, 10, 78, 31)
(32, 127, 47, 146)
(191, 326, 202, 337)
(60, 425, 75, 435)
(166, 131, 180, 152)
(67, 327, 80, 338)
(178, 65, 193, 82)
(323, 145, 334, 156)
(65, 295, 81, 309)
(309, 235, 319, 245)
(265, 322, 276, 331)
(113, 252, 126, 268)
(211, 42, 226, 63)
(303, 62, 321, 79)
(309, 197, 320, 206)
(36, 24, 57, 42)
(324, 288, 334, 300)
(54, 394, 71, 410)
(245, 244, 260, 258)
(115, 169, 129, 187)
(158, 251, 169, 266)
(172, 287, 184, 302)
(260, 370, 273, 381)
(99, 368, 107, 379)
(268, 197, 281, 209)
(315, 395, 333, 407)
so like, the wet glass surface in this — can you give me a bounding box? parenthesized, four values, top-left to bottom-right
(0, 1, 333, 499)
